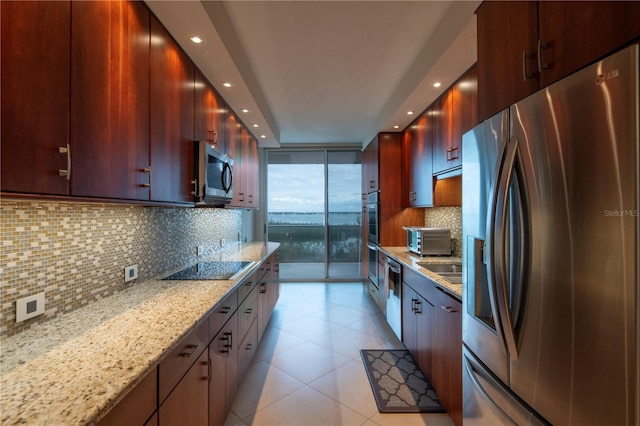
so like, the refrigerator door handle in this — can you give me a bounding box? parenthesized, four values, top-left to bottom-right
(485, 134, 510, 353)
(492, 137, 520, 360)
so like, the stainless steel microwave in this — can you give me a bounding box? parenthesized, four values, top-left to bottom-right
(403, 226, 451, 256)
(195, 141, 233, 206)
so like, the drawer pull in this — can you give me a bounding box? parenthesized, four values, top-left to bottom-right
(220, 306, 231, 314)
(245, 308, 254, 314)
(181, 343, 200, 358)
(440, 305, 457, 313)
(221, 331, 233, 356)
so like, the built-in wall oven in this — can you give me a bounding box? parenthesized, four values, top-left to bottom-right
(366, 191, 379, 245)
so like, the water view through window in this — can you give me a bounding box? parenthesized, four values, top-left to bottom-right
(267, 150, 362, 280)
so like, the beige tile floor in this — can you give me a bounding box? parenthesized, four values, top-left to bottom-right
(224, 282, 454, 426)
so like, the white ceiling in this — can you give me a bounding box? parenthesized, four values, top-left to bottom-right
(145, 1, 480, 149)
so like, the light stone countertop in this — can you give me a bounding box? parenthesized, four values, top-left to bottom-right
(0, 241, 279, 426)
(379, 246, 462, 300)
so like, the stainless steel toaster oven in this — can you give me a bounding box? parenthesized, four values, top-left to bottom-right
(403, 227, 452, 256)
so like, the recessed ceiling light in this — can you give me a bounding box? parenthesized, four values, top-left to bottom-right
(189, 35, 204, 44)
(241, 108, 249, 113)
(252, 124, 259, 128)
(260, 135, 266, 139)
(222, 82, 232, 88)
(407, 111, 415, 115)
(393, 125, 400, 129)
(432, 82, 442, 88)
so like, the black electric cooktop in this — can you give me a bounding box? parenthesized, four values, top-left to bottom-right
(163, 261, 251, 281)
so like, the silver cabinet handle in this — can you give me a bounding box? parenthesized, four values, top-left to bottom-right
(141, 166, 151, 188)
(537, 40, 550, 73)
(181, 343, 200, 358)
(58, 144, 71, 180)
(522, 51, 535, 81)
(191, 179, 197, 196)
(440, 305, 457, 313)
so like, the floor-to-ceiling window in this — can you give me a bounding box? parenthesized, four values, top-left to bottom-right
(267, 149, 362, 280)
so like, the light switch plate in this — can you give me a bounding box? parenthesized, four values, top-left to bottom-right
(16, 293, 45, 322)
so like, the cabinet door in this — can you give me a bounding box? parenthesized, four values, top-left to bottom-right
(402, 284, 418, 355)
(476, 1, 538, 122)
(432, 287, 462, 426)
(431, 92, 452, 175)
(257, 279, 270, 341)
(97, 369, 157, 426)
(402, 113, 433, 206)
(209, 314, 238, 425)
(1, 1, 70, 195)
(70, 0, 150, 200)
(150, 16, 194, 204)
(159, 349, 209, 426)
(195, 71, 228, 155)
(538, 1, 640, 88)
(245, 134, 259, 208)
(362, 136, 379, 193)
(450, 65, 478, 167)
(227, 113, 245, 207)
(414, 292, 434, 383)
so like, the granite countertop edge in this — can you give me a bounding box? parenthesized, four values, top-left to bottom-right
(0, 241, 280, 426)
(379, 246, 462, 301)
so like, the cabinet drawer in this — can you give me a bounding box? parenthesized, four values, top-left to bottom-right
(158, 319, 208, 404)
(209, 291, 238, 339)
(237, 318, 258, 383)
(237, 285, 258, 343)
(403, 267, 435, 303)
(237, 271, 257, 305)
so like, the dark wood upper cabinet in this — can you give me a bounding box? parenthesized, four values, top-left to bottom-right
(1, 1, 71, 195)
(70, 0, 150, 200)
(228, 121, 259, 209)
(402, 113, 433, 207)
(227, 113, 244, 208)
(452, 65, 478, 151)
(195, 70, 229, 155)
(537, 1, 640, 88)
(431, 91, 455, 175)
(150, 16, 194, 204)
(362, 138, 380, 194)
(476, 1, 538, 122)
(477, 1, 640, 122)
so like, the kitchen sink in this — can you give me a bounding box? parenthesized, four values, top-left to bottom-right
(417, 262, 461, 273)
(417, 262, 462, 284)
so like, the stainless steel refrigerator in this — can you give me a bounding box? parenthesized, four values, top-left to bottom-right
(462, 43, 638, 425)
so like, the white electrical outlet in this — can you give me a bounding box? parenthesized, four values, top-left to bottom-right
(16, 292, 45, 322)
(197, 245, 205, 256)
(124, 264, 138, 283)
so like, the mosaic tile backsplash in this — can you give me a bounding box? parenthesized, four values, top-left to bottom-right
(424, 206, 462, 257)
(0, 200, 242, 337)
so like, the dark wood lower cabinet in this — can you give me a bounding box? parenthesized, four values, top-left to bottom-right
(401, 264, 462, 426)
(402, 282, 434, 382)
(210, 314, 238, 426)
(159, 348, 209, 426)
(97, 370, 157, 426)
(432, 287, 462, 426)
(96, 250, 281, 426)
